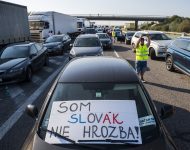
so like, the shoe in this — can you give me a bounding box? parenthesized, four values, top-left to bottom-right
(141, 80, 146, 83)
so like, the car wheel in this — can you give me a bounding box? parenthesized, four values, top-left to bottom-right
(25, 67, 32, 82)
(132, 43, 136, 53)
(150, 48, 156, 60)
(166, 56, 174, 71)
(44, 56, 49, 66)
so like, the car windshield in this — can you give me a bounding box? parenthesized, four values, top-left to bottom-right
(98, 34, 109, 39)
(39, 83, 159, 146)
(45, 36, 63, 43)
(1, 46, 29, 59)
(149, 34, 171, 40)
(74, 38, 101, 47)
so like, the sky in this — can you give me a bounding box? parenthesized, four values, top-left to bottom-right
(4, 0, 190, 25)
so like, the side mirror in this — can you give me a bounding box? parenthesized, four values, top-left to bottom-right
(160, 105, 174, 120)
(26, 104, 38, 119)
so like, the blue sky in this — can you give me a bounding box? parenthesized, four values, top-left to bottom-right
(4, 0, 190, 25)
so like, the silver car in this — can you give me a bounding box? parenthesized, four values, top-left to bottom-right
(69, 34, 103, 60)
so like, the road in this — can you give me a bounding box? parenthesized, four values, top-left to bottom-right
(0, 43, 190, 150)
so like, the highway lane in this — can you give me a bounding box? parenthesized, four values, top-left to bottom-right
(0, 43, 190, 150)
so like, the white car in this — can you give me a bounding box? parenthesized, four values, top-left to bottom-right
(131, 31, 173, 59)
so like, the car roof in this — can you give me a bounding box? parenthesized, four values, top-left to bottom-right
(6, 42, 35, 47)
(136, 30, 164, 34)
(77, 34, 98, 38)
(59, 57, 139, 83)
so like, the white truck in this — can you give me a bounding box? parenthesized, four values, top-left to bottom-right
(0, 1, 30, 49)
(77, 18, 91, 32)
(29, 11, 78, 42)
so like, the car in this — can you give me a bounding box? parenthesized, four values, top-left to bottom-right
(96, 33, 112, 49)
(0, 43, 49, 84)
(96, 28, 103, 33)
(131, 31, 173, 59)
(69, 34, 103, 60)
(23, 57, 177, 150)
(125, 31, 136, 45)
(84, 28, 97, 34)
(166, 37, 190, 76)
(43, 34, 71, 55)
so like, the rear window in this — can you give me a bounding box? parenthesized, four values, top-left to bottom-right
(74, 37, 101, 47)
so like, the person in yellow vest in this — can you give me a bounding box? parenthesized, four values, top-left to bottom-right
(112, 30, 116, 43)
(135, 35, 150, 82)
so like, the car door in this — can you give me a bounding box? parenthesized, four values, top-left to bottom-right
(30, 44, 41, 71)
(35, 43, 46, 68)
(172, 39, 187, 72)
(184, 41, 190, 74)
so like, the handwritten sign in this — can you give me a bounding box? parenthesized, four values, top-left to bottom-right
(45, 100, 142, 144)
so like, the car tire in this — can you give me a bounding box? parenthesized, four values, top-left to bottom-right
(25, 67, 32, 82)
(166, 56, 175, 71)
(150, 48, 156, 60)
(44, 56, 49, 66)
(132, 43, 136, 53)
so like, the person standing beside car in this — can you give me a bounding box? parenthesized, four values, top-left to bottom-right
(135, 35, 150, 82)
(112, 30, 116, 43)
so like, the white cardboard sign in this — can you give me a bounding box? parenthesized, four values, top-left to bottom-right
(45, 100, 142, 144)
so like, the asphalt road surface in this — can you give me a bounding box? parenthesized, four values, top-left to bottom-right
(0, 42, 190, 150)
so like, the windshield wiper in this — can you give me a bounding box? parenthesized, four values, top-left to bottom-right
(78, 139, 140, 146)
(40, 127, 75, 143)
(40, 127, 103, 150)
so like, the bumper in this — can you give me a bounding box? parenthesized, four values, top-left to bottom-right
(156, 50, 167, 58)
(0, 70, 26, 85)
(102, 43, 112, 48)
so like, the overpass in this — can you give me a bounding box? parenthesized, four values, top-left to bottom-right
(73, 14, 169, 30)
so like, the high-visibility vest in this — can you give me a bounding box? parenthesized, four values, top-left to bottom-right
(136, 45, 149, 61)
(112, 31, 116, 37)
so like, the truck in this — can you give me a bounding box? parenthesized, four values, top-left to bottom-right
(77, 18, 91, 32)
(28, 11, 78, 42)
(0, 1, 30, 49)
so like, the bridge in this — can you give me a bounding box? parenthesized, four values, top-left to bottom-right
(73, 14, 169, 30)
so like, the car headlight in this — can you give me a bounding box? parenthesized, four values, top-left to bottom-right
(8, 67, 24, 73)
(57, 44, 62, 49)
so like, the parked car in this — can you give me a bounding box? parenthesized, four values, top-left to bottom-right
(166, 37, 190, 76)
(84, 28, 97, 34)
(23, 57, 177, 150)
(131, 31, 173, 59)
(125, 31, 136, 45)
(96, 28, 103, 33)
(0, 43, 49, 84)
(96, 33, 112, 49)
(69, 34, 103, 60)
(43, 34, 71, 55)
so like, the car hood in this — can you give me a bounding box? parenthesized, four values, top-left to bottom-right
(43, 42, 61, 48)
(151, 40, 173, 47)
(24, 133, 174, 150)
(0, 58, 27, 70)
(71, 47, 102, 56)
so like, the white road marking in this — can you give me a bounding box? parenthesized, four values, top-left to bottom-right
(0, 58, 68, 140)
(7, 85, 24, 99)
(114, 49, 120, 58)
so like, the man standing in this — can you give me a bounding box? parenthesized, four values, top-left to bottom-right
(135, 35, 150, 82)
(112, 30, 116, 43)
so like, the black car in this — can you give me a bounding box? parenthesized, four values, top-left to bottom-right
(166, 37, 190, 76)
(0, 43, 48, 84)
(96, 33, 112, 49)
(84, 28, 97, 34)
(43, 34, 71, 55)
(125, 31, 136, 45)
(23, 57, 177, 150)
